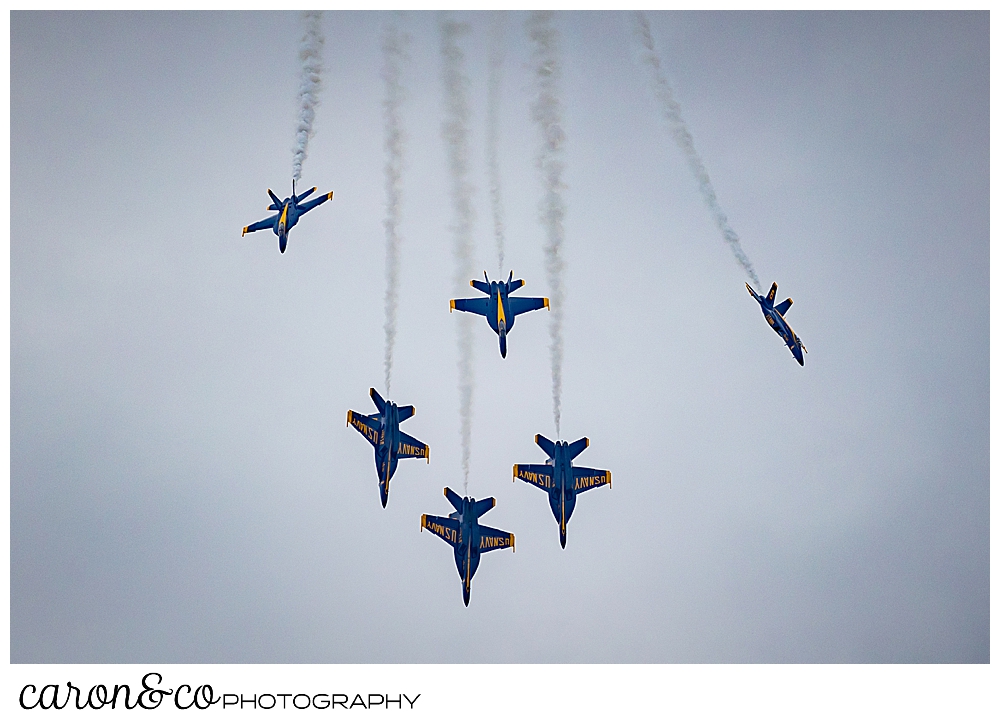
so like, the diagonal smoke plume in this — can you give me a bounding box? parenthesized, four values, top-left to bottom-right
(440, 15, 476, 493)
(382, 17, 408, 395)
(291, 10, 324, 182)
(633, 12, 761, 290)
(486, 11, 508, 276)
(527, 11, 566, 439)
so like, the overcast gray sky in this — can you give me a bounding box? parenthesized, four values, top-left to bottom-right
(11, 10, 988, 663)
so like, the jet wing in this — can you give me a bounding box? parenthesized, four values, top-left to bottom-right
(573, 466, 611, 492)
(508, 296, 549, 317)
(450, 297, 489, 316)
(421, 514, 459, 547)
(396, 431, 429, 461)
(513, 463, 554, 491)
(347, 410, 380, 447)
(478, 524, 514, 553)
(242, 215, 277, 235)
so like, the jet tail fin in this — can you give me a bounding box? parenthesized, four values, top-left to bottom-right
(444, 487, 464, 512)
(471, 497, 496, 519)
(766, 282, 778, 304)
(267, 189, 282, 207)
(535, 434, 556, 458)
(370, 387, 387, 414)
(396, 404, 414, 422)
(508, 278, 524, 293)
(471, 279, 491, 295)
(774, 298, 793, 316)
(566, 436, 590, 460)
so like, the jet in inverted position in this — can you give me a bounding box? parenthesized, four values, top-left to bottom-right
(242, 181, 334, 253)
(746, 282, 807, 366)
(421, 487, 514, 606)
(513, 434, 611, 549)
(450, 271, 548, 358)
(347, 388, 429, 508)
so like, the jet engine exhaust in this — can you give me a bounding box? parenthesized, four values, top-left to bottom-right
(382, 16, 408, 394)
(291, 10, 324, 183)
(632, 11, 762, 291)
(527, 10, 566, 438)
(440, 14, 477, 494)
(486, 11, 509, 277)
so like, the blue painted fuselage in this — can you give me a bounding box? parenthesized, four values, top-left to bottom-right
(747, 282, 807, 366)
(348, 388, 429, 508)
(513, 435, 611, 548)
(421, 488, 514, 606)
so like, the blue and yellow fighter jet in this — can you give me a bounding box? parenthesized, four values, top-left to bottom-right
(449, 272, 548, 358)
(513, 435, 611, 549)
(421, 487, 514, 606)
(347, 388, 429, 508)
(746, 282, 808, 366)
(241, 181, 334, 253)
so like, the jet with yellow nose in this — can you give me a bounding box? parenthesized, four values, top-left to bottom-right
(449, 271, 548, 358)
(241, 180, 333, 254)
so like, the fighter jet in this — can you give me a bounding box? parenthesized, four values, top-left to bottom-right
(241, 181, 334, 253)
(421, 487, 514, 606)
(746, 282, 808, 366)
(513, 434, 611, 549)
(449, 271, 548, 358)
(347, 388, 429, 508)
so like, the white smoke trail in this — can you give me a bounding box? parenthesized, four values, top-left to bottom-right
(382, 18, 408, 395)
(527, 11, 565, 439)
(486, 11, 508, 276)
(291, 11, 324, 182)
(440, 15, 476, 493)
(633, 12, 761, 290)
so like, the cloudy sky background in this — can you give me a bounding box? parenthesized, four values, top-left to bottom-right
(11, 11, 988, 663)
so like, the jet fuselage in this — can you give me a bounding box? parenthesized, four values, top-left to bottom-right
(548, 441, 579, 546)
(450, 496, 484, 606)
(375, 401, 401, 495)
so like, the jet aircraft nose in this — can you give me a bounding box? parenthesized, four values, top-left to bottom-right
(463, 583, 470, 606)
